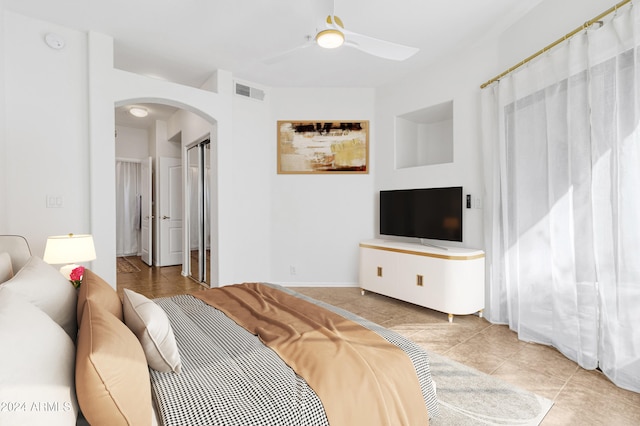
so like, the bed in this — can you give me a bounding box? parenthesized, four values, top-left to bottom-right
(0, 235, 439, 425)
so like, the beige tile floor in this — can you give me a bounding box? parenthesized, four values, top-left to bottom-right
(118, 257, 640, 426)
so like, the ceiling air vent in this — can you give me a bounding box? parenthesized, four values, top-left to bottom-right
(235, 82, 265, 101)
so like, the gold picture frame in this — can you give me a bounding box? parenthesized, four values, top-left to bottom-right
(277, 120, 369, 174)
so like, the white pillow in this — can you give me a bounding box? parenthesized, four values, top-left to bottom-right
(0, 287, 78, 425)
(122, 288, 182, 373)
(0, 252, 13, 284)
(1, 256, 77, 339)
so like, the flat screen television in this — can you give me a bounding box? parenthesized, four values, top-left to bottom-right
(379, 187, 463, 242)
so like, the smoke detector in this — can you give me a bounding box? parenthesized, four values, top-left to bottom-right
(45, 33, 65, 50)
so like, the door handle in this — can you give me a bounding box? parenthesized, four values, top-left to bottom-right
(162, 215, 170, 220)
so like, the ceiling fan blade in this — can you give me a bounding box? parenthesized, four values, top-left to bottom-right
(263, 39, 315, 64)
(342, 28, 418, 61)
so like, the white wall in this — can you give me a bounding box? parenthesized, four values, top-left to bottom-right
(229, 81, 273, 283)
(3, 12, 90, 257)
(420, 119, 453, 166)
(395, 117, 418, 169)
(167, 110, 212, 147)
(395, 117, 454, 168)
(270, 88, 375, 286)
(149, 121, 161, 159)
(496, 0, 616, 72)
(0, 1, 5, 232)
(115, 125, 149, 159)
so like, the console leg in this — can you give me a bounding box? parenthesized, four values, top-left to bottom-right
(478, 309, 484, 318)
(360, 288, 366, 296)
(448, 314, 453, 323)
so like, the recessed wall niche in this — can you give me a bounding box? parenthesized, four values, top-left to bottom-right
(395, 100, 453, 168)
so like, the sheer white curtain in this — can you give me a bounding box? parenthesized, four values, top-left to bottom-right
(481, 3, 640, 392)
(115, 161, 142, 257)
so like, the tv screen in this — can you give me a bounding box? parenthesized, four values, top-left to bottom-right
(380, 187, 463, 242)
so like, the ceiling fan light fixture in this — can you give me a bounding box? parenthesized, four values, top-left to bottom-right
(316, 29, 344, 49)
(129, 107, 148, 118)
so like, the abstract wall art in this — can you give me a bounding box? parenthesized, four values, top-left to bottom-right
(277, 121, 369, 174)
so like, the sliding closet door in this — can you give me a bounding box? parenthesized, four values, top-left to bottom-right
(187, 140, 211, 284)
(203, 142, 211, 283)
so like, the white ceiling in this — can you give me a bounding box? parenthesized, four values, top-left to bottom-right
(115, 103, 178, 130)
(5, 0, 544, 126)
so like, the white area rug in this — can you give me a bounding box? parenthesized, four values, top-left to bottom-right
(428, 352, 553, 425)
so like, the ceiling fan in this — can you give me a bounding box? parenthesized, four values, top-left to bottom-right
(265, 6, 419, 63)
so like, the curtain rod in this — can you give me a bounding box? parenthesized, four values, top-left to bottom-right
(480, 0, 632, 89)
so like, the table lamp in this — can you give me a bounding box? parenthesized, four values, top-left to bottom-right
(43, 233, 97, 279)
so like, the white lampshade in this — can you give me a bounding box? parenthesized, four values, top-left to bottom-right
(43, 234, 97, 265)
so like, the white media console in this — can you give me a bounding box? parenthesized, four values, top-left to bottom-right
(359, 239, 485, 322)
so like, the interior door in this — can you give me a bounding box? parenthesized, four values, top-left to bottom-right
(158, 157, 183, 266)
(140, 156, 153, 266)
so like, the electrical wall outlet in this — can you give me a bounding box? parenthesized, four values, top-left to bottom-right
(46, 195, 63, 208)
(475, 196, 482, 209)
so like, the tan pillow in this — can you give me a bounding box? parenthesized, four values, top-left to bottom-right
(1, 256, 77, 339)
(122, 289, 182, 373)
(77, 269, 123, 326)
(0, 252, 13, 284)
(76, 300, 152, 426)
(0, 287, 78, 425)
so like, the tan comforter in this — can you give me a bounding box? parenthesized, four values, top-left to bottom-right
(193, 283, 429, 426)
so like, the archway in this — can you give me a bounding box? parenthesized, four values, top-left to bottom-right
(114, 100, 217, 288)
(88, 60, 233, 286)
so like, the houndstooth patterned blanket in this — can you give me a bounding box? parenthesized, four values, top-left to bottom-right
(150, 284, 439, 425)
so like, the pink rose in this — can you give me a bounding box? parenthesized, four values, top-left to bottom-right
(70, 266, 85, 288)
